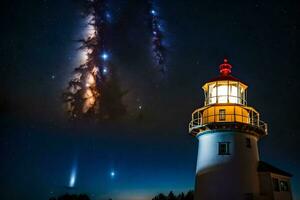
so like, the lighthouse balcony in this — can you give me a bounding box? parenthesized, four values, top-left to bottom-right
(189, 104, 267, 137)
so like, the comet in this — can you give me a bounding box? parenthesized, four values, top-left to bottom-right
(68, 163, 77, 188)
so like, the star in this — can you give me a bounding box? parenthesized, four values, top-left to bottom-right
(110, 171, 115, 178)
(101, 53, 108, 60)
(103, 67, 108, 74)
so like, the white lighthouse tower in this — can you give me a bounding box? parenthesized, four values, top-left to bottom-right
(189, 59, 268, 200)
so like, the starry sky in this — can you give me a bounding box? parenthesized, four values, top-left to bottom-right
(1, 0, 300, 200)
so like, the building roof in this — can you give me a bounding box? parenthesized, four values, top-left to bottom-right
(206, 74, 246, 85)
(205, 59, 248, 85)
(258, 161, 292, 177)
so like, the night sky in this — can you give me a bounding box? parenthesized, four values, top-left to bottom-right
(1, 0, 300, 200)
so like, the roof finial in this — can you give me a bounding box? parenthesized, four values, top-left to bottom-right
(219, 58, 232, 76)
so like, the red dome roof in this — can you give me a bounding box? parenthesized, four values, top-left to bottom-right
(206, 59, 247, 85)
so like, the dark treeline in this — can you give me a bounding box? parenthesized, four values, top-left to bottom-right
(49, 191, 194, 200)
(152, 191, 194, 200)
(49, 194, 90, 200)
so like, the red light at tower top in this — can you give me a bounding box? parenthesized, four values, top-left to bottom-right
(219, 58, 232, 76)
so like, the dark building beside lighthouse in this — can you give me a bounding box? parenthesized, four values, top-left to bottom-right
(189, 59, 293, 200)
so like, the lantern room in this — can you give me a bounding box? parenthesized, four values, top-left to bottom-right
(189, 59, 267, 137)
(202, 59, 248, 105)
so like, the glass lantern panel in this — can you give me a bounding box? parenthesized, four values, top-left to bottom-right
(216, 84, 228, 103)
(208, 83, 216, 104)
(228, 82, 238, 103)
(205, 81, 247, 105)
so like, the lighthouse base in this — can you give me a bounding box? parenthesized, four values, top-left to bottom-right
(194, 131, 260, 200)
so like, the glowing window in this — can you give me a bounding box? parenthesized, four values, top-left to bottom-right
(206, 81, 246, 105)
(229, 84, 238, 103)
(209, 84, 216, 104)
(216, 85, 228, 103)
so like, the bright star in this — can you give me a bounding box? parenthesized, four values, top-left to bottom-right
(103, 67, 108, 74)
(101, 53, 108, 60)
(151, 10, 156, 15)
(110, 171, 115, 177)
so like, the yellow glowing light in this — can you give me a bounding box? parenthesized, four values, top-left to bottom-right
(229, 85, 238, 103)
(209, 83, 240, 104)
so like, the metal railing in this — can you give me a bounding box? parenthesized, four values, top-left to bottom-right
(189, 112, 267, 135)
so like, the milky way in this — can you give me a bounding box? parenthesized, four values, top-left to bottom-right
(63, 0, 126, 120)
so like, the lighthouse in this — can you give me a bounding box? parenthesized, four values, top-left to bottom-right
(189, 59, 293, 200)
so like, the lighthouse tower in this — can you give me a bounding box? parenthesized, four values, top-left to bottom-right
(189, 59, 268, 200)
